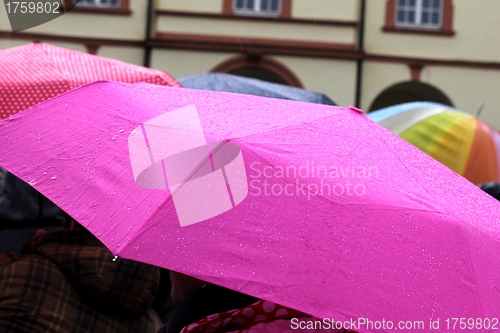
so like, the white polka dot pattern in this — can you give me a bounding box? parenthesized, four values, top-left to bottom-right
(177, 299, 346, 333)
(0, 42, 181, 120)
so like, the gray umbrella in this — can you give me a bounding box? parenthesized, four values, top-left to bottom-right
(178, 72, 336, 106)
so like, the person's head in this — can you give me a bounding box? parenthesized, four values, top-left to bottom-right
(478, 182, 500, 201)
(169, 271, 206, 304)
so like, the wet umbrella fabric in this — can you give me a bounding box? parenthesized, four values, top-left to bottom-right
(0, 81, 500, 333)
(178, 72, 336, 105)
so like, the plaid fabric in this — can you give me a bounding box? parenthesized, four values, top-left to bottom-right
(0, 229, 168, 333)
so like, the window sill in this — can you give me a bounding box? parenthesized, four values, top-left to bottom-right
(68, 7, 131, 16)
(383, 26, 455, 36)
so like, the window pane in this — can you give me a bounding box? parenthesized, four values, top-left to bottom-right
(397, 10, 405, 22)
(271, 0, 279, 11)
(100, 0, 119, 6)
(422, 12, 429, 23)
(395, 0, 442, 28)
(234, 0, 280, 14)
(408, 10, 415, 23)
(75, 0, 120, 7)
(432, 12, 439, 24)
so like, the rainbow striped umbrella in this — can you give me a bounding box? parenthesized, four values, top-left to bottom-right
(368, 102, 500, 185)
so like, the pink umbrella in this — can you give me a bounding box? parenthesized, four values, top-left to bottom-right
(1, 81, 500, 333)
(0, 42, 181, 120)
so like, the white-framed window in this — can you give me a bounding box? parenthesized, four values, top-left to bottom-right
(396, 0, 442, 29)
(233, 0, 281, 16)
(76, 0, 120, 7)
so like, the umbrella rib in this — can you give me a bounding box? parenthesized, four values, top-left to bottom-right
(117, 141, 234, 253)
(460, 226, 486, 316)
(378, 129, 455, 212)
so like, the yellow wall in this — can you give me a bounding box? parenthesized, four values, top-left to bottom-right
(151, 49, 235, 78)
(0, 4, 11, 31)
(421, 66, 500, 129)
(292, 0, 358, 21)
(361, 61, 411, 111)
(361, 0, 500, 129)
(362, 62, 500, 130)
(156, 15, 356, 44)
(0, 39, 33, 50)
(157, 0, 359, 21)
(274, 56, 356, 107)
(365, 0, 500, 62)
(98, 46, 144, 66)
(157, 0, 223, 13)
(0, 39, 87, 52)
(0, 0, 147, 40)
(0, 39, 143, 66)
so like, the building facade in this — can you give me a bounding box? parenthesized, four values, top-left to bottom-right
(1, 0, 499, 129)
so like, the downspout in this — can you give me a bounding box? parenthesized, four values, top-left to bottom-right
(355, 0, 366, 108)
(143, 0, 154, 67)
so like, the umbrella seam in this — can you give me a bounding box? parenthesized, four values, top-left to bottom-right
(460, 226, 486, 317)
(378, 130, 457, 214)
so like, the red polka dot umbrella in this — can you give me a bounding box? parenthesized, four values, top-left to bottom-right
(0, 42, 181, 120)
